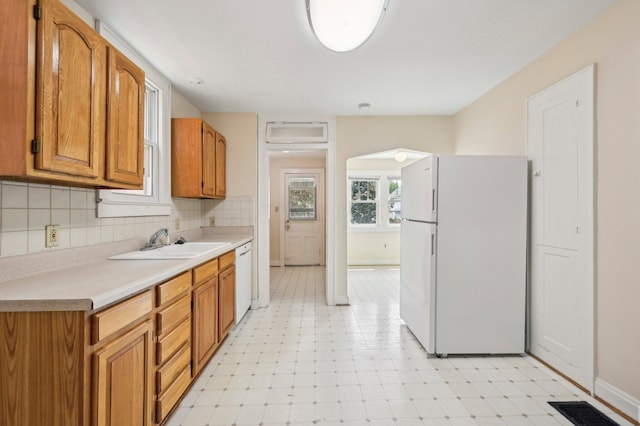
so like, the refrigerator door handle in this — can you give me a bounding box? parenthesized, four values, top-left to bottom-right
(432, 189, 436, 212)
(431, 233, 436, 256)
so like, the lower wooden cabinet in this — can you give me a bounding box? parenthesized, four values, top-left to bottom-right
(192, 260, 220, 376)
(0, 311, 87, 426)
(90, 290, 154, 426)
(219, 263, 236, 340)
(0, 249, 241, 426)
(154, 272, 192, 424)
(92, 320, 154, 426)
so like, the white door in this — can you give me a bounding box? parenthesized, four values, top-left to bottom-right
(527, 65, 594, 390)
(283, 170, 325, 266)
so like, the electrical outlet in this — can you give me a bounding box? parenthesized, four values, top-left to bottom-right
(209, 217, 216, 226)
(45, 225, 60, 247)
(175, 217, 180, 230)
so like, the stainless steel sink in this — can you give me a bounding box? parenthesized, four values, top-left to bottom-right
(109, 242, 231, 260)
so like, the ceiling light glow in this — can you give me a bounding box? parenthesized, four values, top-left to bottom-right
(306, 0, 389, 52)
(394, 152, 407, 163)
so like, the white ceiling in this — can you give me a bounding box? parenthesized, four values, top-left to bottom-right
(73, 0, 614, 116)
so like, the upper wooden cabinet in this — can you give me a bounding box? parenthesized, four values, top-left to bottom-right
(215, 132, 227, 197)
(0, 0, 144, 189)
(105, 47, 146, 186)
(171, 118, 227, 199)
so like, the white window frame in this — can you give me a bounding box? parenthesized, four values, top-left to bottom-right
(95, 21, 171, 217)
(348, 172, 401, 232)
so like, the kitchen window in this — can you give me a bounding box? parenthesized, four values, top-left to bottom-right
(96, 22, 171, 217)
(348, 174, 401, 230)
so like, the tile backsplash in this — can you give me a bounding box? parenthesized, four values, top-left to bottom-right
(0, 180, 255, 258)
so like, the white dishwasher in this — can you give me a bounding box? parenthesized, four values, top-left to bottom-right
(235, 242, 252, 325)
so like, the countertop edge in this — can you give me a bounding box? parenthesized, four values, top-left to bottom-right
(0, 235, 253, 312)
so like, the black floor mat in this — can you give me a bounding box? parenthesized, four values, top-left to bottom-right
(548, 401, 620, 426)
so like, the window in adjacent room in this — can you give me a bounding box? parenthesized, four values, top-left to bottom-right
(387, 176, 402, 224)
(349, 177, 378, 225)
(348, 174, 401, 229)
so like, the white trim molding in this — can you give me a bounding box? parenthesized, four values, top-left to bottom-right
(595, 378, 640, 422)
(335, 294, 350, 306)
(347, 259, 400, 266)
(257, 114, 337, 307)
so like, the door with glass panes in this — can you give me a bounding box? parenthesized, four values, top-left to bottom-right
(283, 170, 325, 266)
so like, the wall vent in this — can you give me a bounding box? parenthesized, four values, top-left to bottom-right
(266, 122, 328, 143)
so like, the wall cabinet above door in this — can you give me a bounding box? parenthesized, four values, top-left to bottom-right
(171, 118, 227, 199)
(0, 0, 144, 189)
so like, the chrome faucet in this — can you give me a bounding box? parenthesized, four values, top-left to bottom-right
(146, 227, 169, 249)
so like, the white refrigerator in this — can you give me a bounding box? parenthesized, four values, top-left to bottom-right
(400, 155, 527, 356)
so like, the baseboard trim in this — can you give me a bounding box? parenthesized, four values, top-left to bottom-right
(335, 294, 350, 306)
(250, 299, 262, 310)
(595, 377, 640, 423)
(270, 260, 281, 267)
(347, 259, 400, 266)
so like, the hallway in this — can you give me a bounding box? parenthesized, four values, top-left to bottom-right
(166, 266, 631, 425)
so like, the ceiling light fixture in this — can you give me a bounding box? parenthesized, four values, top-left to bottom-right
(189, 77, 205, 85)
(394, 151, 407, 163)
(306, 0, 389, 53)
(358, 102, 371, 111)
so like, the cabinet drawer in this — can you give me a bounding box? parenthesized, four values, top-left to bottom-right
(91, 290, 153, 344)
(156, 318, 190, 365)
(157, 294, 190, 337)
(156, 343, 191, 395)
(194, 258, 218, 285)
(219, 251, 235, 271)
(156, 366, 191, 423)
(156, 271, 191, 306)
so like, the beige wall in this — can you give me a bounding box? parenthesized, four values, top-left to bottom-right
(454, 0, 640, 405)
(347, 233, 400, 265)
(336, 116, 455, 297)
(201, 113, 258, 197)
(269, 156, 326, 264)
(171, 90, 201, 118)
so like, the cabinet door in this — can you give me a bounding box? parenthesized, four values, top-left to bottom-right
(202, 122, 217, 197)
(105, 46, 145, 187)
(219, 266, 235, 339)
(37, 0, 106, 179)
(192, 277, 219, 375)
(215, 132, 226, 197)
(93, 320, 154, 426)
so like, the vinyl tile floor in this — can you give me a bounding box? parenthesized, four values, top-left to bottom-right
(165, 266, 633, 426)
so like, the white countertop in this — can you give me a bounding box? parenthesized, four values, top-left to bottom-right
(0, 235, 252, 312)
